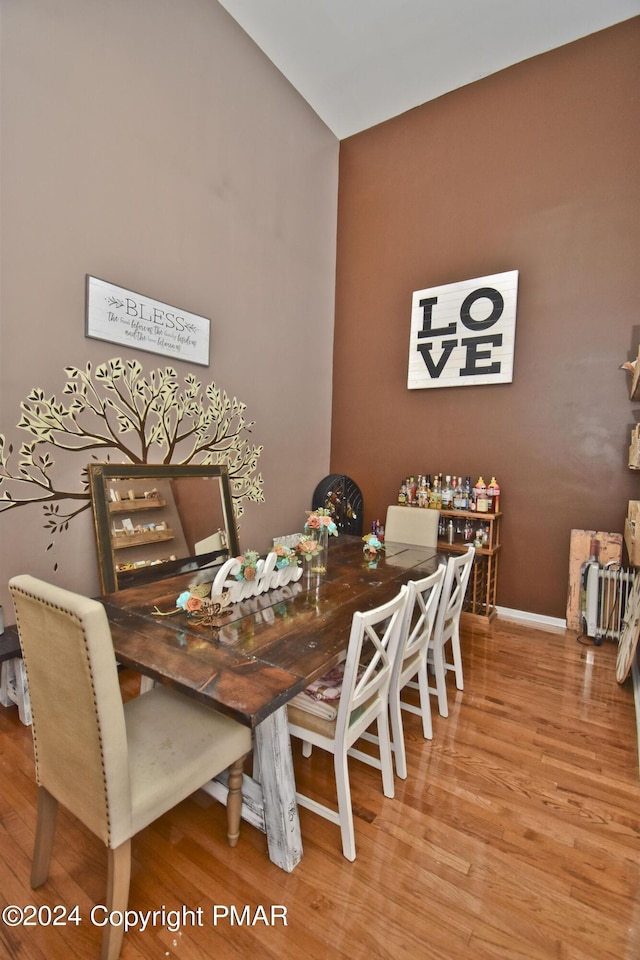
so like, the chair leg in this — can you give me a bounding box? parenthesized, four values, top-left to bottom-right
(377, 711, 395, 799)
(389, 688, 408, 780)
(450, 628, 464, 690)
(334, 750, 356, 862)
(417, 664, 434, 740)
(431, 644, 449, 718)
(31, 786, 58, 888)
(226, 754, 246, 847)
(103, 840, 131, 960)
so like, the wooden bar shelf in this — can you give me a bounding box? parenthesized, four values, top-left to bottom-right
(437, 508, 501, 627)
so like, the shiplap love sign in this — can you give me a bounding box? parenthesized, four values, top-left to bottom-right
(408, 270, 518, 390)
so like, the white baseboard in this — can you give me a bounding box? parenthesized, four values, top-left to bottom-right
(496, 606, 567, 632)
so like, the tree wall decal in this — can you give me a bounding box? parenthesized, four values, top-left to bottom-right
(0, 358, 264, 548)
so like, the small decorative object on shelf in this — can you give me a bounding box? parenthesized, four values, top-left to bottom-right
(620, 349, 640, 400)
(629, 425, 640, 470)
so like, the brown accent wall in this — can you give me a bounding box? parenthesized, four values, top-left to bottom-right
(332, 19, 640, 619)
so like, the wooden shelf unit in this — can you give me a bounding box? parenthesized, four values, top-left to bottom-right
(109, 496, 166, 514)
(437, 508, 501, 627)
(112, 528, 174, 551)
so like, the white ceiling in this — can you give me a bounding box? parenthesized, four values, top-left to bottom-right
(217, 0, 640, 139)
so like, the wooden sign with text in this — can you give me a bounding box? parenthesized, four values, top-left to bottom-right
(408, 270, 518, 389)
(86, 275, 211, 366)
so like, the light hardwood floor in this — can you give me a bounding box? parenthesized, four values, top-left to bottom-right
(1, 617, 639, 960)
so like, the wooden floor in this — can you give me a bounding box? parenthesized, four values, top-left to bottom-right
(1, 617, 639, 960)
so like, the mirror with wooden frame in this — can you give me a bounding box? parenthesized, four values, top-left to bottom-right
(88, 463, 240, 594)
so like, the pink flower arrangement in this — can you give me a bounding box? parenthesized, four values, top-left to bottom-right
(297, 537, 322, 561)
(304, 508, 338, 537)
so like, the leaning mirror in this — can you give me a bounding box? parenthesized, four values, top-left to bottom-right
(88, 463, 240, 594)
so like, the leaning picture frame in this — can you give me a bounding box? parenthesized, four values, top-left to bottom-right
(85, 275, 211, 366)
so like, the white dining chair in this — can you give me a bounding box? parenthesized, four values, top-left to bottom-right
(427, 547, 475, 718)
(384, 505, 440, 547)
(9, 574, 252, 960)
(387, 566, 445, 777)
(287, 585, 409, 861)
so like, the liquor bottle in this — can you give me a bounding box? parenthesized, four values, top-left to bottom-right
(397, 481, 407, 505)
(428, 475, 439, 509)
(487, 477, 501, 513)
(474, 476, 489, 513)
(441, 475, 453, 509)
(453, 476, 467, 511)
(464, 476, 472, 510)
(417, 476, 428, 508)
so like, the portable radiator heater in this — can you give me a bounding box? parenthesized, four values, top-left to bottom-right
(582, 561, 636, 644)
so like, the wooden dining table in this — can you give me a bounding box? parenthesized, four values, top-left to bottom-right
(99, 535, 441, 872)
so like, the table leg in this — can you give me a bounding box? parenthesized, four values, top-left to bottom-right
(203, 705, 303, 872)
(254, 705, 303, 872)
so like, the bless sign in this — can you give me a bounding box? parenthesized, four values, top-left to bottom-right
(407, 270, 518, 390)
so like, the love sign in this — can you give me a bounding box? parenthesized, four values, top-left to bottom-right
(407, 271, 518, 390)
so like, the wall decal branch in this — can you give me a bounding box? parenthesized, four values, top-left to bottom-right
(0, 358, 264, 550)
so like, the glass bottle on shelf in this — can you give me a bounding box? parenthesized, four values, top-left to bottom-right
(475, 477, 489, 513)
(487, 477, 501, 513)
(453, 476, 467, 511)
(417, 475, 428, 508)
(441, 475, 453, 510)
(429, 475, 440, 509)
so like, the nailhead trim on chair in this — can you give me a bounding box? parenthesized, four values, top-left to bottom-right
(12, 587, 114, 843)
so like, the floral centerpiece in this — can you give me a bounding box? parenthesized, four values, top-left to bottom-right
(152, 583, 231, 627)
(304, 507, 338, 538)
(234, 549, 260, 582)
(272, 543, 299, 569)
(296, 536, 323, 562)
(362, 533, 385, 562)
(299, 507, 338, 575)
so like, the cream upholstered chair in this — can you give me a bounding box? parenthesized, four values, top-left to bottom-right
(387, 566, 445, 778)
(287, 586, 409, 862)
(9, 575, 252, 960)
(427, 547, 475, 718)
(384, 505, 440, 547)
